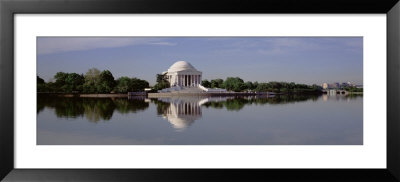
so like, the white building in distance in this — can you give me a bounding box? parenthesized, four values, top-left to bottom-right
(163, 61, 202, 87)
(158, 60, 226, 93)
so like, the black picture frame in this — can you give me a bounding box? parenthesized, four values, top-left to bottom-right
(1, 0, 399, 181)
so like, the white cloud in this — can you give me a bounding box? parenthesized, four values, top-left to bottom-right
(37, 37, 176, 55)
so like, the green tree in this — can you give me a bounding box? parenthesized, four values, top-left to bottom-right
(289, 82, 296, 89)
(201, 79, 211, 88)
(83, 68, 101, 93)
(130, 78, 149, 92)
(269, 81, 282, 90)
(37, 76, 47, 92)
(252, 81, 259, 90)
(244, 81, 253, 91)
(45, 82, 57, 93)
(96, 70, 116, 93)
(114, 77, 150, 93)
(255, 83, 271, 92)
(114, 77, 132, 93)
(54, 72, 68, 91)
(156, 73, 167, 83)
(223, 77, 245, 92)
(37, 76, 45, 84)
(65, 73, 85, 92)
(153, 73, 170, 90)
(344, 86, 363, 92)
(211, 79, 224, 88)
(53, 72, 85, 93)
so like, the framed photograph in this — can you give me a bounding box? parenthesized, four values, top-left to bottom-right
(1, 0, 399, 181)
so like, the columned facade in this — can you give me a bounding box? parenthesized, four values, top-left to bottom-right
(165, 61, 202, 87)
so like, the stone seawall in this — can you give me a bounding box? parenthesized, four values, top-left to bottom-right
(148, 92, 259, 98)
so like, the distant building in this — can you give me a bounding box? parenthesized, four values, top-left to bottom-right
(334, 83, 340, 88)
(322, 82, 357, 89)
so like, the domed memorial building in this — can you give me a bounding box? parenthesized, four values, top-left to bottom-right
(157, 60, 226, 93)
(163, 61, 202, 87)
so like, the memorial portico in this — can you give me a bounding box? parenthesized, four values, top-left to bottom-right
(164, 61, 202, 87)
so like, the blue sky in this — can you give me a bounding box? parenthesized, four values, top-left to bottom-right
(37, 37, 363, 86)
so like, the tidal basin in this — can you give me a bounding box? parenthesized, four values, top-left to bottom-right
(37, 94, 363, 145)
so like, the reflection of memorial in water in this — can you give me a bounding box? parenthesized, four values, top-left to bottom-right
(157, 97, 230, 131)
(152, 95, 329, 130)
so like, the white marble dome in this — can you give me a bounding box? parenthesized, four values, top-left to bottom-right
(164, 60, 202, 87)
(168, 61, 197, 72)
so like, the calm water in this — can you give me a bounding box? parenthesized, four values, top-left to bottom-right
(37, 94, 363, 145)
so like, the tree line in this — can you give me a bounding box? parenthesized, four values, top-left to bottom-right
(343, 86, 363, 92)
(37, 68, 149, 93)
(38, 69, 356, 94)
(201, 77, 322, 93)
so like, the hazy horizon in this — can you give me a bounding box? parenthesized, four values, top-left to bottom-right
(37, 37, 363, 86)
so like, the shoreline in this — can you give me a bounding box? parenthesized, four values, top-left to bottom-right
(37, 92, 328, 98)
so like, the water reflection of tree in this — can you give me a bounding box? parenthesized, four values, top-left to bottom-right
(203, 95, 321, 111)
(37, 96, 85, 118)
(345, 94, 363, 100)
(202, 102, 224, 109)
(37, 95, 149, 122)
(223, 97, 248, 111)
(150, 95, 323, 113)
(114, 98, 149, 114)
(150, 98, 171, 115)
(82, 98, 115, 122)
